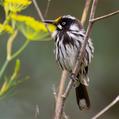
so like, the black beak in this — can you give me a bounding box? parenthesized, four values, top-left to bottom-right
(43, 20, 56, 25)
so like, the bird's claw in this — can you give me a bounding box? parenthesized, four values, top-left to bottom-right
(69, 73, 80, 87)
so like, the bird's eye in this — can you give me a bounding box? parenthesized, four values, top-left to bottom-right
(62, 22, 66, 25)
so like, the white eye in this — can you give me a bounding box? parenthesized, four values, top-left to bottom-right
(62, 22, 66, 25)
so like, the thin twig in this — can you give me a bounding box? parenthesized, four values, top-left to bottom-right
(32, 0, 45, 22)
(35, 104, 40, 119)
(54, 70, 68, 119)
(92, 95, 119, 119)
(52, 85, 69, 119)
(44, 0, 52, 18)
(90, 10, 119, 23)
(72, 0, 98, 74)
(32, 0, 51, 34)
(81, 0, 91, 25)
(62, 78, 73, 99)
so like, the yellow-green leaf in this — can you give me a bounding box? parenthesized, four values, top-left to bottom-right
(3, 0, 31, 13)
(0, 23, 14, 34)
(11, 14, 55, 41)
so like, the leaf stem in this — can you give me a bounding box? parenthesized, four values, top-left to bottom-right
(0, 60, 9, 80)
(11, 40, 30, 60)
(0, 40, 30, 81)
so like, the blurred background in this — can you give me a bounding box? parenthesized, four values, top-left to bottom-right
(0, 0, 119, 119)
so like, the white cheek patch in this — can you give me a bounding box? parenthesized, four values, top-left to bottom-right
(69, 24, 79, 31)
(57, 24, 62, 30)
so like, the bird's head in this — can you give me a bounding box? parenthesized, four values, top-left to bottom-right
(44, 15, 83, 31)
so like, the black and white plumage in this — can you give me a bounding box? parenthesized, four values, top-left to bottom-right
(44, 15, 94, 110)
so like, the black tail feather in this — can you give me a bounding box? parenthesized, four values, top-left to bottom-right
(75, 83, 90, 110)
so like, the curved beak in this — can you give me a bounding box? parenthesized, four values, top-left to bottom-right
(44, 17, 61, 26)
(43, 20, 56, 25)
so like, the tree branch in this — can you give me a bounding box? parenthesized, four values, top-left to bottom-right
(72, 0, 98, 74)
(81, 0, 91, 25)
(32, 0, 51, 34)
(63, 0, 98, 108)
(54, 0, 97, 119)
(54, 70, 68, 119)
(44, 0, 52, 18)
(32, 0, 45, 22)
(92, 95, 119, 119)
(52, 85, 69, 119)
(90, 10, 119, 23)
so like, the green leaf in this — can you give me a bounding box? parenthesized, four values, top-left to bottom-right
(11, 14, 55, 41)
(0, 23, 14, 34)
(16, 21, 51, 41)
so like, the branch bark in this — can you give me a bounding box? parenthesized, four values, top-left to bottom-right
(54, 70, 68, 119)
(81, 0, 91, 25)
(53, 85, 69, 119)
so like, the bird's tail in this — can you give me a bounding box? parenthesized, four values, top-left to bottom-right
(75, 83, 90, 110)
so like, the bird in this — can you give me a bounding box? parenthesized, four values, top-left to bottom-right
(44, 15, 94, 110)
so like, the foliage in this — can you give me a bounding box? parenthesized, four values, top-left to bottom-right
(0, 0, 54, 97)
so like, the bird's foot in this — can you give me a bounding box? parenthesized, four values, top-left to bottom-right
(69, 73, 80, 87)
